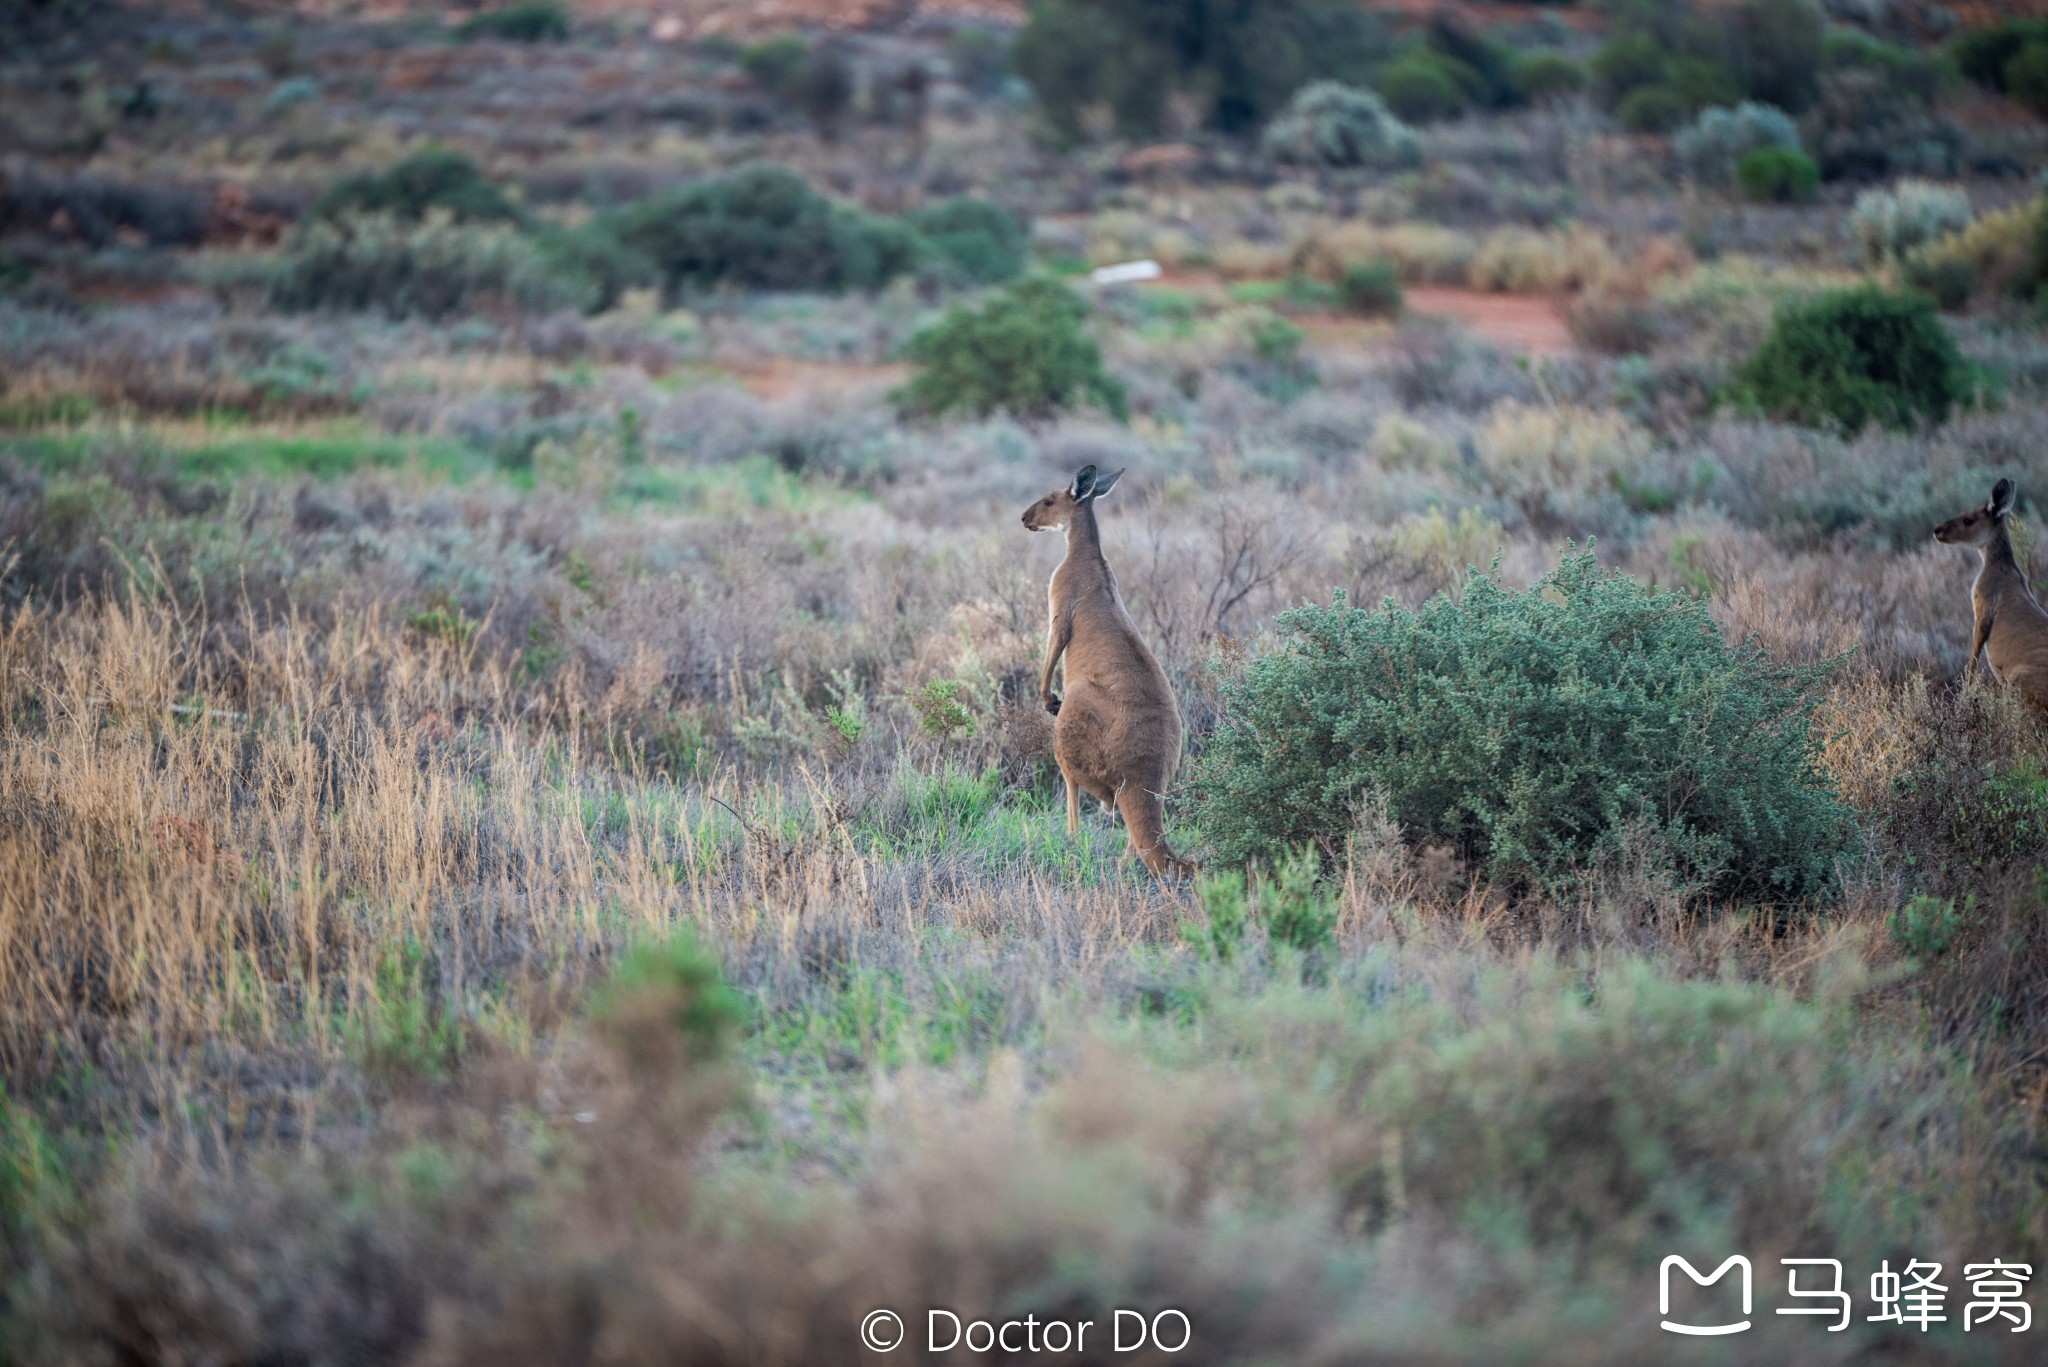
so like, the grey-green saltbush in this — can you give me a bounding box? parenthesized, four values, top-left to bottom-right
(1261, 82, 1422, 169)
(268, 211, 589, 320)
(1189, 548, 1850, 899)
(1675, 101, 1800, 189)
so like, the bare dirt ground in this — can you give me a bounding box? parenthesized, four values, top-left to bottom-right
(1401, 286, 1572, 354)
(728, 356, 911, 398)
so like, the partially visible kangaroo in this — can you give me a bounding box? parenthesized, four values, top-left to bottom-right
(1022, 465, 1192, 878)
(1934, 477, 2048, 714)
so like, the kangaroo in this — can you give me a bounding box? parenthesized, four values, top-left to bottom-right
(1934, 477, 2048, 714)
(1022, 465, 1192, 879)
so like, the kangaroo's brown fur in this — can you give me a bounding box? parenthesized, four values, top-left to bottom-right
(1935, 477, 2048, 714)
(1022, 465, 1192, 879)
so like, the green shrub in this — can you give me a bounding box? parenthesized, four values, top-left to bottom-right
(1260, 82, 1423, 169)
(739, 35, 809, 94)
(1822, 30, 1948, 105)
(1950, 20, 2048, 95)
(897, 277, 1127, 423)
(1901, 250, 1977, 312)
(533, 220, 658, 311)
(453, 2, 569, 44)
(593, 928, 745, 1072)
(1592, 0, 1822, 117)
(1735, 286, 1970, 433)
(1188, 547, 1851, 899)
(1377, 55, 1469, 123)
(1338, 260, 1402, 317)
(1890, 893, 1967, 960)
(268, 211, 589, 320)
(616, 165, 919, 297)
(1590, 30, 1667, 107)
(1734, 146, 1818, 204)
(314, 148, 523, 226)
(1616, 85, 1686, 134)
(1515, 51, 1587, 103)
(1674, 101, 1800, 188)
(2004, 39, 2048, 120)
(908, 197, 1028, 284)
(1013, 0, 1383, 139)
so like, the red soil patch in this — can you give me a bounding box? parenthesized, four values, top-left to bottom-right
(727, 357, 910, 399)
(1402, 287, 1572, 356)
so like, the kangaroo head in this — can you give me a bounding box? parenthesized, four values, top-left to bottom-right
(1021, 464, 1125, 532)
(1934, 478, 2017, 548)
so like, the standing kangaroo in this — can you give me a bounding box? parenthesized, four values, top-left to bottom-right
(1934, 477, 2048, 713)
(1022, 465, 1192, 878)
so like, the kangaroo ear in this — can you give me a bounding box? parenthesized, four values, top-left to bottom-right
(1089, 468, 1125, 501)
(1070, 465, 1097, 500)
(1993, 478, 2017, 516)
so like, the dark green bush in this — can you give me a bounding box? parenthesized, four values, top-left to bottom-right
(1515, 51, 1587, 103)
(1616, 85, 1686, 134)
(739, 35, 810, 94)
(1187, 548, 1851, 899)
(533, 221, 658, 311)
(1012, 0, 1384, 140)
(1901, 252, 1978, 312)
(896, 277, 1127, 423)
(1377, 56, 1469, 123)
(1734, 146, 1818, 203)
(909, 198, 1028, 285)
(2004, 40, 2048, 120)
(453, 2, 569, 43)
(1592, 0, 1822, 119)
(616, 165, 919, 297)
(1822, 30, 1947, 104)
(1338, 260, 1402, 317)
(314, 149, 523, 227)
(1950, 20, 2048, 95)
(1735, 286, 1970, 432)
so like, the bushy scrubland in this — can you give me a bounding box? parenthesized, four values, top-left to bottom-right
(6, 2, 2048, 1362)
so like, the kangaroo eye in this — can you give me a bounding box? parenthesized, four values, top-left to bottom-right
(1044, 497, 1053, 505)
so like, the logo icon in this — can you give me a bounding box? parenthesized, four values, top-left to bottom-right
(1661, 1255, 1752, 1336)
(860, 1309, 904, 1352)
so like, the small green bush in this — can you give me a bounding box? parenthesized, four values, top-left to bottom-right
(454, 2, 570, 44)
(897, 277, 1127, 423)
(268, 210, 589, 320)
(1616, 85, 1686, 134)
(2003, 40, 2048, 120)
(616, 165, 919, 297)
(740, 35, 810, 94)
(1890, 893, 1967, 960)
(1515, 51, 1587, 103)
(908, 197, 1028, 285)
(1377, 55, 1469, 123)
(1735, 286, 1970, 433)
(1734, 146, 1818, 204)
(1188, 547, 1851, 899)
(593, 928, 745, 1072)
(1260, 82, 1423, 169)
(1950, 20, 2048, 96)
(1675, 101, 1800, 189)
(1901, 250, 1977, 312)
(314, 148, 523, 227)
(1338, 260, 1403, 318)
(533, 220, 658, 311)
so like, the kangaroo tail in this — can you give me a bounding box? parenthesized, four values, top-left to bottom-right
(1116, 783, 1194, 882)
